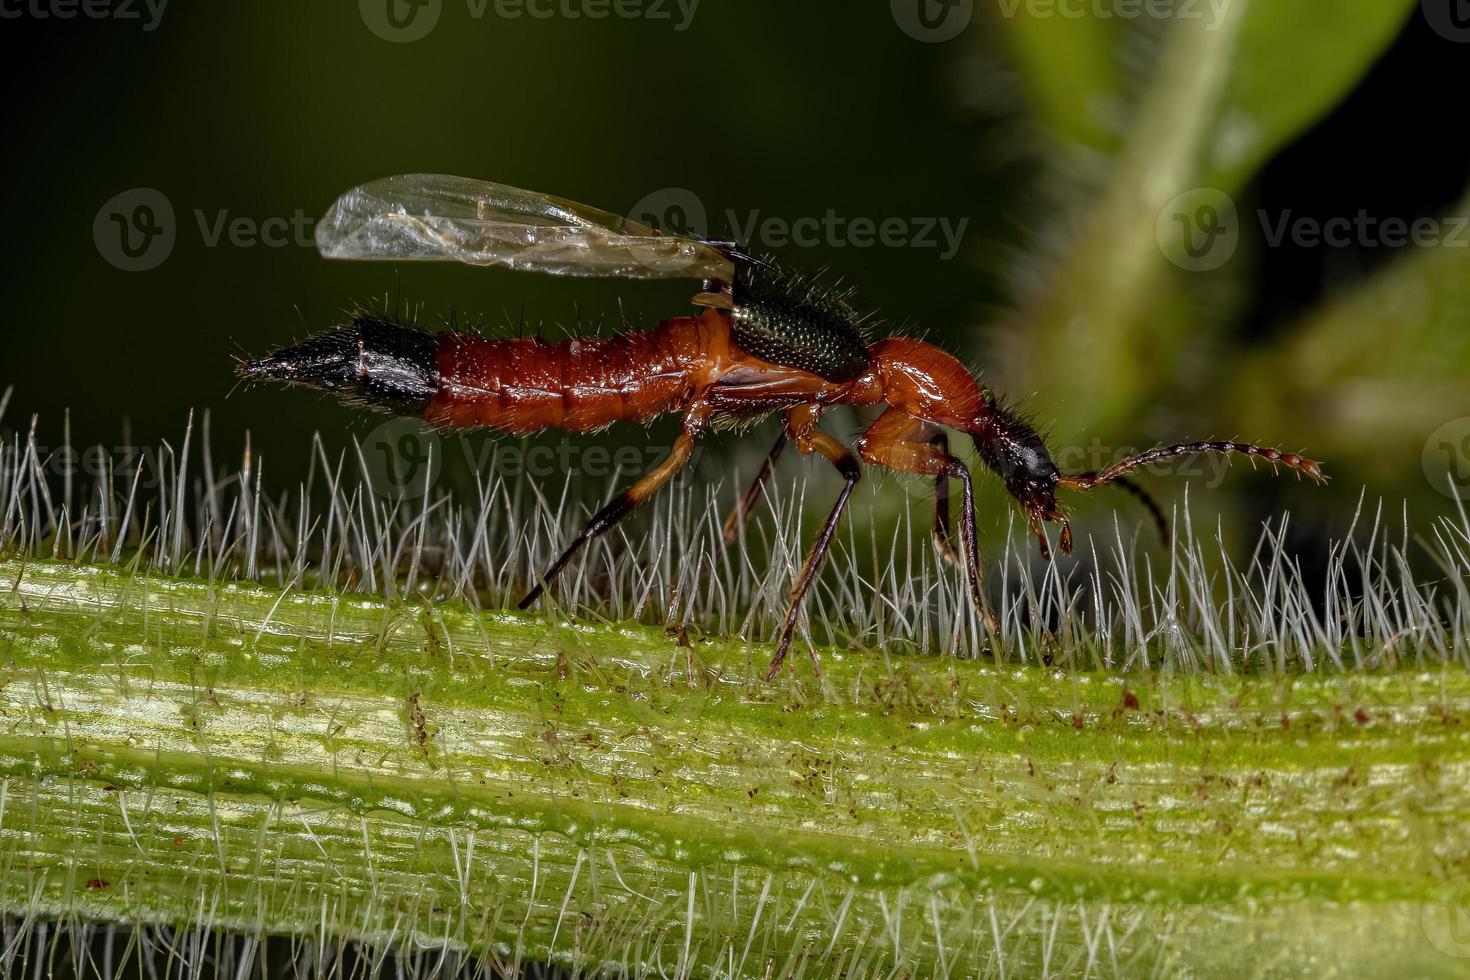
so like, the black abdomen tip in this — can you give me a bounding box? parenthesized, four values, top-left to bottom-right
(239, 313, 439, 415)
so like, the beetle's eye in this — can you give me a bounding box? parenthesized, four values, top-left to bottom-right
(1021, 442, 1058, 484)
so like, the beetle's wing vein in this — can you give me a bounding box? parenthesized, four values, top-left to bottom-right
(315, 174, 735, 281)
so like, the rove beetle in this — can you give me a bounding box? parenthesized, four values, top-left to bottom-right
(241, 175, 1324, 677)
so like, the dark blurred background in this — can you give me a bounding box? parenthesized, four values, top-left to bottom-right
(3, 1, 1469, 553)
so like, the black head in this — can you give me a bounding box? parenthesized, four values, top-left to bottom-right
(976, 413, 1329, 559)
(972, 406, 1071, 559)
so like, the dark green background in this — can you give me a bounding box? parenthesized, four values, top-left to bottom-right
(3, 1, 1467, 546)
(6, 4, 1004, 456)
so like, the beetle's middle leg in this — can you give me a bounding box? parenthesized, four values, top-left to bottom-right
(520, 403, 710, 610)
(767, 404, 860, 679)
(721, 428, 788, 545)
(857, 407, 998, 634)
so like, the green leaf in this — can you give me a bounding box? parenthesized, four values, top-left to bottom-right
(1206, 0, 1417, 190)
(992, 0, 1418, 442)
(992, 0, 1416, 191)
(1226, 190, 1470, 488)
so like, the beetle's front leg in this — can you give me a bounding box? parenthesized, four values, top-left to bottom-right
(766, 404, 861, 679)
(857, 407, 997, 635)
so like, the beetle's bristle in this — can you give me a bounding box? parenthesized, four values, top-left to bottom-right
(730, 259, 875, 383)
(0, 400, 1464, 677)
(238, 312, 440, 415)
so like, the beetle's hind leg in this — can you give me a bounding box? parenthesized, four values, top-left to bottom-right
(520, 404, 709, 611)
(721, 429, 788, 545)
(767, 406, 861, 680)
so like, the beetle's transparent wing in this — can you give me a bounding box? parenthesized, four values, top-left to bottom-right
(315, 174, 735, 280)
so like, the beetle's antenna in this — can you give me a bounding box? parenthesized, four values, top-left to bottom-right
(1111, 475, 1169, 547)
(1060, 440, 1325, 492)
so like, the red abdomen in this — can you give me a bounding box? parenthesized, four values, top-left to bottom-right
(425, 316, 709, 432)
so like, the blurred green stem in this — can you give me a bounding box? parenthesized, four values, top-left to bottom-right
(1002, 3, 1247, 439)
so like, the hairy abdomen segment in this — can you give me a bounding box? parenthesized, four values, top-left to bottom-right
(428, 316, 708, 432)
(237, 312, 716, 434)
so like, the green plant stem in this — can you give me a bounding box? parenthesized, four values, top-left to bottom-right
(2, 557, 1468, 976)
(1001, 4, 1248, 441)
